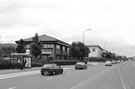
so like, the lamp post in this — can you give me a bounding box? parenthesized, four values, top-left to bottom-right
(83, 28, 91, 44)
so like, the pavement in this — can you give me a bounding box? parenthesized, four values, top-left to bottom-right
(0, 67, 41, 75)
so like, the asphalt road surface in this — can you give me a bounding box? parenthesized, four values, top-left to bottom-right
(0, 61, 135, 89)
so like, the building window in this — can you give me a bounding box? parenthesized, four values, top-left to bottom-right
(92, 48, 96, 52)
(26, 45, 30, 49)
(50, 44, 54, 48)
(43, 44, 54, 48)
(43, 44, 47, 48)
(67, 48, 69, 51)
(62, 46, 65, 51)
(56, 45, 60, 49)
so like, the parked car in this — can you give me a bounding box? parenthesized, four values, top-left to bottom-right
(105, 61, 112, 66)
(41, 64, 63, 76)
(75, 62, 87, 70)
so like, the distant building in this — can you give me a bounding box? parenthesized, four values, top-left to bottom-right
(87, 45, 103, 58)
(15, 34, 70, 60)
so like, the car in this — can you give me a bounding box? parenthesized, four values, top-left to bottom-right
(105, 61, 112, 66)
(75, 62, 87, 70)
(112, 60, 117, 64)
(117, 60, 121, 63)
(41, 64, 63, 76)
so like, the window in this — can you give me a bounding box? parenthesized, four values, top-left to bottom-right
(92, 48, 96, 52)
(26, 45, 30, 49)
(62, 46, 65, 51)
(50, 44, 54, 48)
(43, 44, 47, 48)
(56, 45, 60, 49)
(43, 44, 54, 48)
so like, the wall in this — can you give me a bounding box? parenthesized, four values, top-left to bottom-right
(88, 47, 103, 58)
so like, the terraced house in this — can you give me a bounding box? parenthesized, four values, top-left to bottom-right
(15, 34, 70, 60)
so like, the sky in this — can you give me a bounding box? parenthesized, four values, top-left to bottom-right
(0, 0, 135, 57)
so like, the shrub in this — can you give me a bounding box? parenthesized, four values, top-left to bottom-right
(31, 62, 44, 67)
(49, 60, 78, 65)
(87, 57, 112, 62)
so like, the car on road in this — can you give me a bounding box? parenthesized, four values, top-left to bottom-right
(112, 60, 117, 64)
(105, 61, 112, 66)
(41, 64, 63, 76)
(117, 60, 121, 63)
(75, 62, 87, 70)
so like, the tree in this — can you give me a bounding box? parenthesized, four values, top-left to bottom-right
(0, 45, 16, 57)
(16, 39, 26, 53)
(69, 42, 90, 60)
(30, 33, 43, 59)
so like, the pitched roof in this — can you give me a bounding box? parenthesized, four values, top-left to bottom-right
(86, 45, 103, 50)
(22, 34, 59, 42)
(16, 34, 70, 46)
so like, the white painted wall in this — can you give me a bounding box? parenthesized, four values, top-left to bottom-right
(88, 47, 103, 58)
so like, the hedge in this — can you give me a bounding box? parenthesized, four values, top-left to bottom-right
(0, 63, 22, 69)
(31, 62, 44, 67)
(87, 57, 112, 62)
(49, 60, 78, 65)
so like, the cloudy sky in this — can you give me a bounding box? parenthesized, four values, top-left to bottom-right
(0, 0, 135, 57)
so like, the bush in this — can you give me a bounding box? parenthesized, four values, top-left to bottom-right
(87, 57, 111, 62)
(49, 60, 78, 65)
(31, 62, 44, 67)
(0, 63, 22, 69)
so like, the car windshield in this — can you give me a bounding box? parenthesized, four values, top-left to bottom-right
(76, 62, 85, 65)
(106, 61, 111, 63)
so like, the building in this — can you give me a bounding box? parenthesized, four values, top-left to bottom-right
(15, 34, 70, 60)
(87, 45, 103, 58)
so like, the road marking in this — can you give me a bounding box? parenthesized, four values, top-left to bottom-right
(0, 70, 40, 80)
(70, 67, 113, 89)
(119, 65, 127, 89)
(88, 62, 99, 65)
(9, 87, 16, 89)
(46, 77, 53, 80)
(63, 67, 73, 70)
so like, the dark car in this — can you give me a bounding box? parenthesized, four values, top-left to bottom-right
(75, 62, 87, 70)
(41, 64, 63, 76)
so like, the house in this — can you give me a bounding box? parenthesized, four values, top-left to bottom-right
(87, 45, 103, 58)
(15, 34, 70, 60)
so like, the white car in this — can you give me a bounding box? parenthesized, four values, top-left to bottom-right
(105, 61, 112, 66)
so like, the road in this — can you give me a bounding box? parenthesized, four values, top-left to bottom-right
(0, 61, 135, 89)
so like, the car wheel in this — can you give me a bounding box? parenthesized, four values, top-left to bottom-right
(61, 70, 63, 74)
(52, 71, 56, 75)
(41, 72, 44, 76)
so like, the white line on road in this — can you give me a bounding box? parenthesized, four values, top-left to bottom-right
(70, 67, 113, 89)
(0, 70, 40, 80)
(119, 65, 127, 89)
(46, 77, 53, 80)
(9, 87, 16, 89)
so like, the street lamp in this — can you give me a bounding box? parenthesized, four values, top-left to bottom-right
(83, 28, 91, 44)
